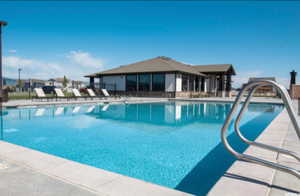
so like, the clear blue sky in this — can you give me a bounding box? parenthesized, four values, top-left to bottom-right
(0, 1, 299, 87)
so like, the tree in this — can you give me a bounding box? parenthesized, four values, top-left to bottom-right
(63, 75, 69, 88)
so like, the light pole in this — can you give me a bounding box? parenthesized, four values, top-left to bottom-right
(0, 21, 7, 140)
(0, 21, 7, 104)
(18, 68, 22, 92)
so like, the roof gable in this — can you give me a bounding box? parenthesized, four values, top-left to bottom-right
(86, 56, 206, 77)
(193, 64, 236, 75)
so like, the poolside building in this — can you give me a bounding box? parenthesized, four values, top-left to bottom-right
(85, 56, 236, 98)
(244, 77, 277, 97)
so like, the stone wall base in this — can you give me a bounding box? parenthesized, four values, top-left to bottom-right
(290, 85, 300, 99)
(175, 91, 208, 98)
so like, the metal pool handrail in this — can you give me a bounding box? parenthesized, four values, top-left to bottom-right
(235, 85, 300, 162)
(221, 80, 300, 179)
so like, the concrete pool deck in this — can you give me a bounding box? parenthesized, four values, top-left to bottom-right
(0, 97, 298, 196)
(2, 96, 283, 108)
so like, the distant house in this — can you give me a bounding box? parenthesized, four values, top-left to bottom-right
(3, 77, 17, 87)
(71, 80, 85, 89)
(247, 77, 276, 95)
(23, 79, 46, 91)
(46, 77, 85, 89)
(85, 56, 236, 97)
(45, 78, 64, 88)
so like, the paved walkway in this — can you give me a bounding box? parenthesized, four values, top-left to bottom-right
(0, 159, 99, 196)
(268, 100, 300, 196)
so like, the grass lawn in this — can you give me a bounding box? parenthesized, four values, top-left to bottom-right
(8, 91, 89, 100)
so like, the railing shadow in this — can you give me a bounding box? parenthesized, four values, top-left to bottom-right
(224, 172, 299, 194)
(175, 111, 280, 196)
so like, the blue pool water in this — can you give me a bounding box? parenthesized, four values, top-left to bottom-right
(1, 101, 282, 195)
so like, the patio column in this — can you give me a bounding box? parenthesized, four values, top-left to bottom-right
(193, 77, 196, 92)
(225, 74, 232, 97)
(218, 74, 225, 97)
(198, 77, 201, 92)
(136, 74, 139, 92)
(150, 73, 152, 91)
(90, 77, 95, 89)
(201, 77, 205, 92)
(99, 76, 102, 89)
(187, 75, 189, 92)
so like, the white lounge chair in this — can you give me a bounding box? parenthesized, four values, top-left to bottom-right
(101, 89, 109, 97)
(101, 88, 121, 99)
(72, 88, 88, 100)
(54, 88, 67, 100)
(33, 88, 49, 101)
(72, 88, 81, 97)
(87, 89, 97, 99)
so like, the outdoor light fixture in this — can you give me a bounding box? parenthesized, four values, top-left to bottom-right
(18, 68, 22, 92)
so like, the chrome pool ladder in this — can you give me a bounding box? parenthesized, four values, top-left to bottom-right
(221, 80, 300, 179)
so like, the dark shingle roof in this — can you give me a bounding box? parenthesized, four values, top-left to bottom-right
(193, 64, 236, 75)
(85, 57, 236, 77)
(85, 56, 206, 77)
(248, 77, 276, 82)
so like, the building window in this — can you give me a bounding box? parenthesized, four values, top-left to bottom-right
(126, 75, 137, 91)
(182, 74, 188, 91)
(189, 75, 195, 91)
(152, 73, 165, 91)
(195, 77, 199, 91)
(138, 74, 150, 91)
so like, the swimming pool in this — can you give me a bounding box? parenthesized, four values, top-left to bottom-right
(1, 101, 282, 195)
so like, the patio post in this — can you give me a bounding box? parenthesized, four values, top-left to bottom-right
(90, 77, 95, 89)
(218, 74, 224, 97)
(226, 74, 232, 97)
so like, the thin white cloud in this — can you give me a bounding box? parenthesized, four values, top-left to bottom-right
(67, 51, 103, 68)
(3, 56, 64, 79)
(8, 49, 17, 54)
(4, 56, 35, 68)
(3, 51, 104, 81)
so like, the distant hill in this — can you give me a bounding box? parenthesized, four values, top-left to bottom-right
(3, 77, 17, 86)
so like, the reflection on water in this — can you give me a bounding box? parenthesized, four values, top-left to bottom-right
(0, 101, 279, 138)
(1, 102, 277, 126)
(88, 102, 234, 126)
